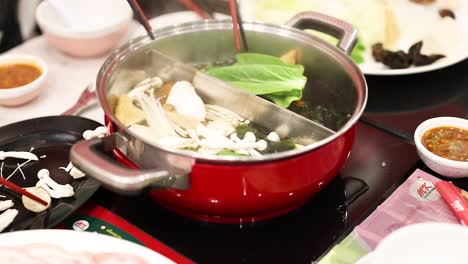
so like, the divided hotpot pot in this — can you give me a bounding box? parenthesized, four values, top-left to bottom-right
(71, 12, 367, 223)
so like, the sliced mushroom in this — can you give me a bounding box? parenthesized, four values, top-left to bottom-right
(0, 200, 13, 212)
(22, 187, 51, 213)
(0, 209, 17, 232)
(36, 169, 75, 199)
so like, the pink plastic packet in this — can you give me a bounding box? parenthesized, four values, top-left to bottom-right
(355, 169, 459, 250)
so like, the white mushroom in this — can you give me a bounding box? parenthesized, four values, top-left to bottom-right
(207, 120, 235, 137)
(69, 167, 86, 179)
(267, 132, 281, 142)
(205, 104, 244, 124)
(247, 149, 262, 158)
(128, 77, 163, 99)
(94, 126, 109, 138)
(35, 169, 74, 199)
(59, 162, 86, 179)
(0, 200, 13, 211)
(22, 187, 51, 213)
(242, 132, 256, 143)
(165, 81, 206, 123)
(134, 94, 177, 140)
(129, 124, 160, 146)
(0, 209, 18, 232)
(197, 148, 222, 155)
(256, 140, 268, 151)
(158, 136, 192, 149)
(82, 126, 109, 140)
(58, 162, 74, 172)
(0, 151, 38, 161)
(199, 137, 237, 150)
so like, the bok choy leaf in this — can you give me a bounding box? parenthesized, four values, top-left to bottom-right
(206, 53, 307, 108)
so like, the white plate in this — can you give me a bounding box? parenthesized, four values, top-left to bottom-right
(238, 0, 468, 76)
(359, 53, 468, 76)
(355, 223, 468, 264)
(0, 229, 175, 264)
(130, 8, 468, 76)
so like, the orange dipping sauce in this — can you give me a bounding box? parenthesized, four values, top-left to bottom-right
(0, 63, 42, 89)
(421, 126, 468, 162)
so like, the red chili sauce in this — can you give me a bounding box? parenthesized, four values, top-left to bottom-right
(0, 63, 42, 89)
(421, 126, 468, 162)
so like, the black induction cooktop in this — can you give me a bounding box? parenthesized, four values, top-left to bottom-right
(92, 122, 420, 264)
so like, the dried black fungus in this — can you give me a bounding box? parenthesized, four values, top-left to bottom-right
(408, 41, 423, 58)
(413, 54, 446, 66)
(371, 41, 445, 69)
(439, 9, 456, 19)
(371, 43, 387, 62)
(382, 50, 412, 69)
(408, 41, 445, 66)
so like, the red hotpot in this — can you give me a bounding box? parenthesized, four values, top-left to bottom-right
(70, 12, 368, 223)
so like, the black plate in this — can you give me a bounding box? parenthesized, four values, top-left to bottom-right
(0, 116, 101, 232)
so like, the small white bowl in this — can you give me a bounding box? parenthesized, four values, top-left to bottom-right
(414, 116, 468, 178)
(0, 54, 48, 106)
(35, 0, 133, 58)
(356, 223, 468, 264)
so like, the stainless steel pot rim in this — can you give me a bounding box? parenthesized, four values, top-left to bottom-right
(97, 19, 368, 163)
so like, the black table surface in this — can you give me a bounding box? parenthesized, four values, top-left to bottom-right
(79, 4, 468, 264)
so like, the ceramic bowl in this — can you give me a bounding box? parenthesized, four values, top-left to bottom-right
(35, 0, 132, 58)
(356, 222, 468, 264)
(0, 54, 48, 106)
(414, 117, 468, 178)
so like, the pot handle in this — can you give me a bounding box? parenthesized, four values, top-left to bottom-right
(285, 11, 358, 54)
(70, 133, 190, 194)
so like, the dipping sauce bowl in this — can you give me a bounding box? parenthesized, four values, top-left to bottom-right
(415, 116, 468, 178)
(0, 54, 48, 106)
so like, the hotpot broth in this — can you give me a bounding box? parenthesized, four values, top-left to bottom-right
(144, 27, 357, 131)
(105, 24, 358, 154)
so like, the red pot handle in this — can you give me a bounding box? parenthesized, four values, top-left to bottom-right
(70, 133, 190, 194)
(285, 11, 358, 55)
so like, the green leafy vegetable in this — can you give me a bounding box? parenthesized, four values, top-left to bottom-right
(217, 150, 248, 156)
(206, 53, 307, 108)
(263, 90, 303, 110)
(235, 124, 259, 139)
(303, 31, 366, 64)
(235, 53, 288, 65)
(351, 37, 366, 64)
(207, 64, 306, 95)
(267, 140, 296, 153)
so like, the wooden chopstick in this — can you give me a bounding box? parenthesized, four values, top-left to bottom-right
(229, 0, 242, 52)
(177, 0, 211, 19)
(234, 0, 248, 51)
(126, 0, 155, 40)
(0, 178, 48, 206)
